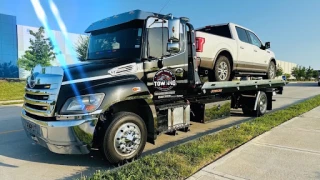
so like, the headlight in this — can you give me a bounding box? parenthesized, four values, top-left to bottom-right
(60, 93, 105, 114)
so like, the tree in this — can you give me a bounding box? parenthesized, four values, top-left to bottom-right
(305, 66, 314, 80)
(276, 64, 283, 77)
(313, 70, 319, 79)
(17, 26, 56, 71)
(284, 73, 291, 80)
(75, 35, 89, 61)
(291, 65, 306, 80)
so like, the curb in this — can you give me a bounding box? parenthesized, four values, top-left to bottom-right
(0, 100, 24, 106)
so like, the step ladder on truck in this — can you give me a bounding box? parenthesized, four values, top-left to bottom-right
(20, 9, 286, 165)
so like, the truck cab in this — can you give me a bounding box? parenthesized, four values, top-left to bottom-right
(20, 10, 202, 164)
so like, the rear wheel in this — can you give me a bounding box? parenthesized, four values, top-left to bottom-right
(100, 112, 147, 164)
(318, 82, 320, 86)
(242, 91, 268, 116)
(211, 55, 231, 81)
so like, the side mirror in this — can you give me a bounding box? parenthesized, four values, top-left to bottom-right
(167, 18, 180, 53)
(168, 18, 180, 42)
(265, 42, 270, 49)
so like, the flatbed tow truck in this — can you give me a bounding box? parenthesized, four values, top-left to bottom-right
(21, 10, 286, 164)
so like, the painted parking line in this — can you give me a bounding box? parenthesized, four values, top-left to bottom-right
(0, 129, 24, 135)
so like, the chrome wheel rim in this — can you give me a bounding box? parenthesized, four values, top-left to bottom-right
(218, 62, 228, 80)
(114, 122, 141, 157)
(259, 95, 267, 113)
(269, 64, 275, 78)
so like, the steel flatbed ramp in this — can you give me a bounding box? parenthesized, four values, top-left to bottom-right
(200, 79, 286, 94)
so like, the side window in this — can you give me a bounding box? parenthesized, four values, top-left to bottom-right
(247, 31, 262, 48)
(198, 25, 232, 38)
(235, 27, 250, 43)
(148, 27, 169, 58)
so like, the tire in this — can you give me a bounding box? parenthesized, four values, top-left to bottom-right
(242, 91, 268, 117)
(265, 61, 276, 79)
(100, 112, 147, 164)
(318, 82, 320, 86)
(212, 55, 231, 81)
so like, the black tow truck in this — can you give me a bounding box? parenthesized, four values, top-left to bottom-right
(21, 10, 286, 164)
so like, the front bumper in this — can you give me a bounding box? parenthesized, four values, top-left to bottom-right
(21, 109, 100, 154)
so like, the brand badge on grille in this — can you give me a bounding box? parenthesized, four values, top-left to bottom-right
(28, 73, 36, 88)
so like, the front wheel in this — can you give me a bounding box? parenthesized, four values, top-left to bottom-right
(264, 61, 276, 79)
(100, 112, 147, 164)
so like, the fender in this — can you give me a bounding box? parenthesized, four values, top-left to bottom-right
(56, 75, 157, 145)
(97, 79, 157, 144)
(212, 48, 234, 69)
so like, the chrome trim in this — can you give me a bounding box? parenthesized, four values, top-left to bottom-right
(61, 74, 113, 85)
(56, 109, 103, 120)
(22, 65, 63, 118)
(24, 96, 53, 106)
(21, 109, 97, 154)
(23, 105, 53, 117)
(25, 88, 58, 95)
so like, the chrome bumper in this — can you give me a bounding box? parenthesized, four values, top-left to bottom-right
(21, 109, 100, 154)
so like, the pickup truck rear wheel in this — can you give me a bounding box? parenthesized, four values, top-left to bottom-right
(212, 55, 231, 81)
(100, 112, 147, 164)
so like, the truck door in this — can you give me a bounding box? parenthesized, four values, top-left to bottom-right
(143, 17, 189, 96)
(234, 26, 254, 71)
(246, 30, 269, 71)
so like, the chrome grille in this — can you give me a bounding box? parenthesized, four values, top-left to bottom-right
(23, 65, 63, 119)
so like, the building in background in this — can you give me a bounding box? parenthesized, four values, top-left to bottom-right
(0, 13, 19, 78)
(276, 60, 297, 79)
(0, 13, 86, 79)
(276, 60, 297, 74)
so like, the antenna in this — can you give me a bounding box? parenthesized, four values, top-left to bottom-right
(159, 0, 171, 14)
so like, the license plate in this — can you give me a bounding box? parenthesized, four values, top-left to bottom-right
(25, 121, 40, 136)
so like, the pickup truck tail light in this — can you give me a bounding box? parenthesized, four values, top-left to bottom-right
(196, 37, 205, 52)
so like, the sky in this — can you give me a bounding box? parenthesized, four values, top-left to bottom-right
(1, 0, 319, 69)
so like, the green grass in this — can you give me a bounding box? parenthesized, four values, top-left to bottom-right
(80, 94, 320, 180)
(0, 81, 26, 101)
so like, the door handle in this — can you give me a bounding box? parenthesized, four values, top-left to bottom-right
(254, 49, 257, 52)
(240, 46, 244, 49)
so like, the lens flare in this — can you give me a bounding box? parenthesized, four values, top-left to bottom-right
(30, 0, 84, 108)
(48, 0, 94, 94)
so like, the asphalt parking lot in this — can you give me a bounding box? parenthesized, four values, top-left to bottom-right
(0, 82, 319, 180)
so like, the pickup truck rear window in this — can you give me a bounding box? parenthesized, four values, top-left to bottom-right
(197, 25, 232, 38)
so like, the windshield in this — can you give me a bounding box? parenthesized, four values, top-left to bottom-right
(87, 20, 143, 61)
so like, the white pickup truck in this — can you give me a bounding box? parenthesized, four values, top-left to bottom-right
(195, 23, 276, 81)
